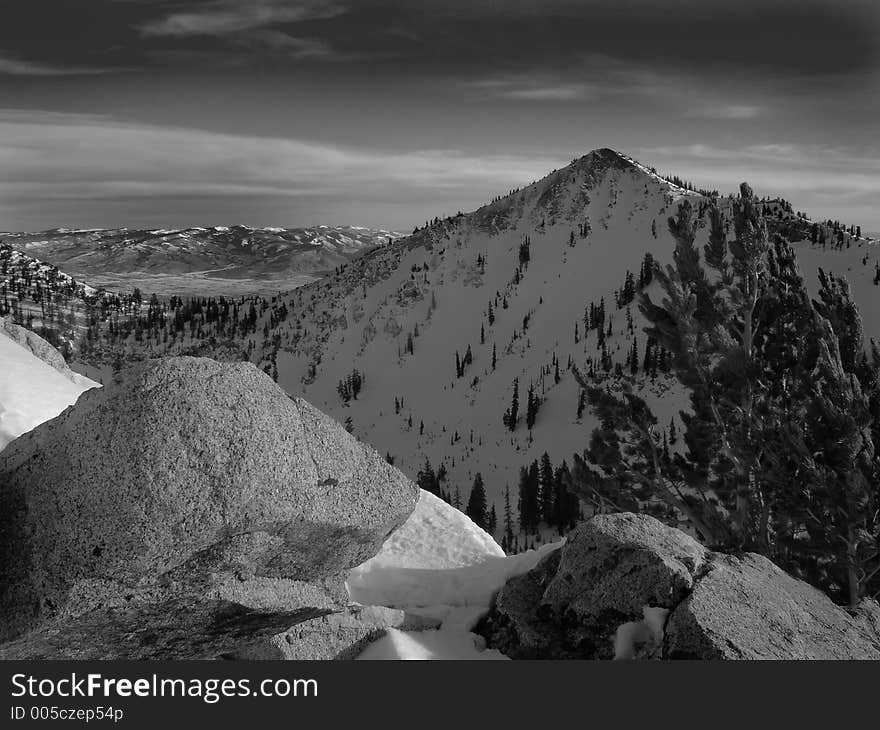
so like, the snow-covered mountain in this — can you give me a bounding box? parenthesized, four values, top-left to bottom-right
(37, 147, 880, 534)
(1, 225, 401, 295)
(254, 148, 879, 522)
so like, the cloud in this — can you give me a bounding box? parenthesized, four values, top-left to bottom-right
(0, 55, 119, 76)
(140, 1, 344, 38)
(631, 141, 880, 226)
(236, 30, 352, 60)
(0, 109, 563, 227)
(468, 76, 597, 102)
(498, 85, 593, 101)
(688, 104, 762, 120)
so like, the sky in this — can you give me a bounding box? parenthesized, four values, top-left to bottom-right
(1, 0, 878, 232)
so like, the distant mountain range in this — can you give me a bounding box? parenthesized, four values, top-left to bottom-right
(0, 225, 401, 296)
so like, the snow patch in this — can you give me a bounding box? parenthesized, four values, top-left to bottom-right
(0, 330, 99, 452)
(613, 606, 669, 660)
(356, 627, 508, 661)
(348, 490, 562, 659)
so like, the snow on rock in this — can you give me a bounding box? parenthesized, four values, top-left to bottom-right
(353, 489, 505, 572)
(348, 536, 561, 614)
(0, 328, 99, 452)
(357, 627, 508, 661)
(613, 606, 669, 660)
(348, 489, 563, 659)
(347, 489, 561, 611)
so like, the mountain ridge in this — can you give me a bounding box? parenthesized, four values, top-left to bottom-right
(6, 147, 879, 545)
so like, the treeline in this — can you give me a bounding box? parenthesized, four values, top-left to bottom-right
(413, 454, 581, 554)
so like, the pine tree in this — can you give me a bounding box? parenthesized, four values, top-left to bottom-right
(570, 182, 880, 605)
(539, 452, 555, 523)
(503, 485, 515, 550)
(576, 389, 586, 419)
(503, 378, 519, 430)
(466, 473, 488, 529)
(525, 382, 540, 430)
(517, 461, 541, 534)
(416, 458, 439, 497)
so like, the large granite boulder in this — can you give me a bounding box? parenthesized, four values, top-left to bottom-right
(542, 512, 706, 652)
(0, 356, 418, 643)
(664, 553, 880, 659)
(0, 602, 440, 661)
(479, 513, 880, 660)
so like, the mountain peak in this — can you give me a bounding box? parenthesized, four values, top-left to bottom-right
(466, 147, 659, 234)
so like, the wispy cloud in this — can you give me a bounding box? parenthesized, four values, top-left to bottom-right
(0, 109, 563, 228)
(498, 85, 594, 101)
(468, 76, 596, 102)
(0, 56, 119, 76)
(632, 141, 880, 226)
(688, 104, 762, 120)
(140, 0, 344, 38)
(235, 29, 352, 61)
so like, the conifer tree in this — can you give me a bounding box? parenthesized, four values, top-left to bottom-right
(466, 473, 488, 529)
(503, 485, 515, 550)
(517, 461, 541, 534)
(571, 182, 880, 605)
(576, 389, 586, 419)
(526, 382, 540, 430)
(503, 378, 519, 430)
(539, 452, 555, 523)
(416, 458, 439, 497)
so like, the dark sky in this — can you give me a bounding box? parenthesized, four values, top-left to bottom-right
(1, 0, 878, 231)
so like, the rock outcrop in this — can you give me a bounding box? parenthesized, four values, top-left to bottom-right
(664, 552, 880, 659)
(0, 317, 85, 384)
(479, 513, 880, 660)
(262, 605, 441, 660)
(0, 600, 332, 660)
(0, 356, 419, 651)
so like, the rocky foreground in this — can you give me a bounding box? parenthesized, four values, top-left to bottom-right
(0, 356, 422, 658)
(478, 513, 880, 659)
(1, 355, 878, 659)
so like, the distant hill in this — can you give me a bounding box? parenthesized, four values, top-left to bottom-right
(0, 225, 401, 296)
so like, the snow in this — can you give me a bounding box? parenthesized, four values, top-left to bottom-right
(348, 489, 563, 659)
(613, 606, 669, 660)
(355, 489, 505, 572)
(0, 329, 99, 452)
(273, 149, 702, 526)
(357, 628, 508, 660)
